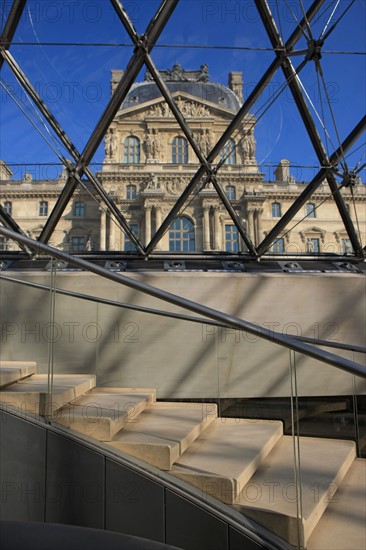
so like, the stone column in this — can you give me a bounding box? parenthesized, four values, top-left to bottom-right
(221, 215, 226, 252)
(247, 209, 254, 244)
(155, 206, 162, 228)
(155, 207, 162, 249)
(145, 206, 151, 245)
(213, 207, 221, 250)
(109, 213, 116, 250)
(203, 206, 211, 251)
(255, 208, 263, 247)
(100, 208, 106, 251)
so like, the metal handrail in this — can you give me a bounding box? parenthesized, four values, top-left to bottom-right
(0, 226, 365, 378)
(1, 272, 365, 355)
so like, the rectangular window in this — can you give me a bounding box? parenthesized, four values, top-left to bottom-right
(0, 237, 7, 251)
(225, 224, 239, 253)
(3, 201, 12, 215)
(272, 238, 285, 253)
(271, 202, 281, 217)
(124, 223, 138, 252)
(172, 137, 188, 164)
(305, 203, 316, 218)
(307, 238, 320, 253)
(341, 239, 353, 254)
(39, 201, 48, 216)
(126, 185, 136, 200)
(71, 236, 86, 252)
(74, 201, 85, 217)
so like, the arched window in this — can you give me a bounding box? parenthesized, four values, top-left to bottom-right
(271, 202, 281, 217)
(225, 186, 236, 200)
(126, 184, 137, 200)
(74, 201, 85, 217)
(172, 136, 188, 164)
(124, 136, 140, 164)
(169, 217, 195, 252)
(305, 203, 316, 218)
(220, 139, 236, 165)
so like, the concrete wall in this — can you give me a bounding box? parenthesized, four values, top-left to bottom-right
(0, 271, 365, 398)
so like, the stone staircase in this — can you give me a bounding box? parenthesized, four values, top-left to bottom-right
(0, 361, 365, 549)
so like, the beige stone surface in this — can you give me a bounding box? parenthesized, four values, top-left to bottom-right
(0, 362, 37, 387)
(171, 418, 283, 504)
(56, 387, 156, 441)
(307, 458, 366, 550)
(233, 436, 356, 546)
(106, 402, 218, 470)
(0, 374, 96, 415)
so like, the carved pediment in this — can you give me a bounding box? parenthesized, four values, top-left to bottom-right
(148, 98, 212, 118)
(116, 92, 236, 120)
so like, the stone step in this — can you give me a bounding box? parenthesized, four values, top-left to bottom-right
(307, 458, 366, 550)
(171, 418, 283, 504)
(106, 402, 218, 470)
(56, 387, 157, 441)
(232, 436, 356, 547)
(0, 361, 37, 387)
(0, 374, 96, 415)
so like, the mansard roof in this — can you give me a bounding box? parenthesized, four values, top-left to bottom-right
(120, 64, 242, 113)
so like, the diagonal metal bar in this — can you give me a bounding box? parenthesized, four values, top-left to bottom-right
(145, 0, 325, 254)
(78, 0, 179, 168)
(1, 50, 145, 254)
(36, 0, 178, 252)
(109, 0, 139, 43)
(257, 115, 366, 256)
(144, 53, 210, 167)
(210, 175, 257, 254)
(3, 273, 366, 355)
(111, 1, 209, 166)
(0, 205, 29, 253)
(0, 0, 26, 72)
(255, 0, 363, 256)
(145, 165, 207, 254)
(0, 225, 365, 379)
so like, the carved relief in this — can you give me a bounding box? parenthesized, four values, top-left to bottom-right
(145, 64, 209, 83)
(243, 129, 256, 161)
(144, 129, 161, 160)
(166, 177, 185, 195)
(143, 174, 162, 191)
(148, 100, 211, 118)
(105, 128, 119, 160)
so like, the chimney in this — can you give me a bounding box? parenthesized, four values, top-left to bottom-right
(275, 159, 291, 182)
(111, 70, 124, 96)
(0, 160, 13, 181)
(228, 72, 243, 102)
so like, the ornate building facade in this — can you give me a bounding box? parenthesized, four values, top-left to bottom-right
(1, 65, 365, 255)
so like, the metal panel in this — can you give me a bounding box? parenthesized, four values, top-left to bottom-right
(255, 0, 363, 256)
(165, 489, 229, 550)
(105, 458, 165, 543)
(0, 0, 26, 71)
(229, 526, 266, 550)
(0, 410, 46, 521)
(45, 431, 105, 528)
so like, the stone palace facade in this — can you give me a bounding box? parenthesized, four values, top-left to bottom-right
(1, 65, 365, 255)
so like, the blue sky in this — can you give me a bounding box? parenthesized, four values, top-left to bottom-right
(0, 0, 365, 183)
